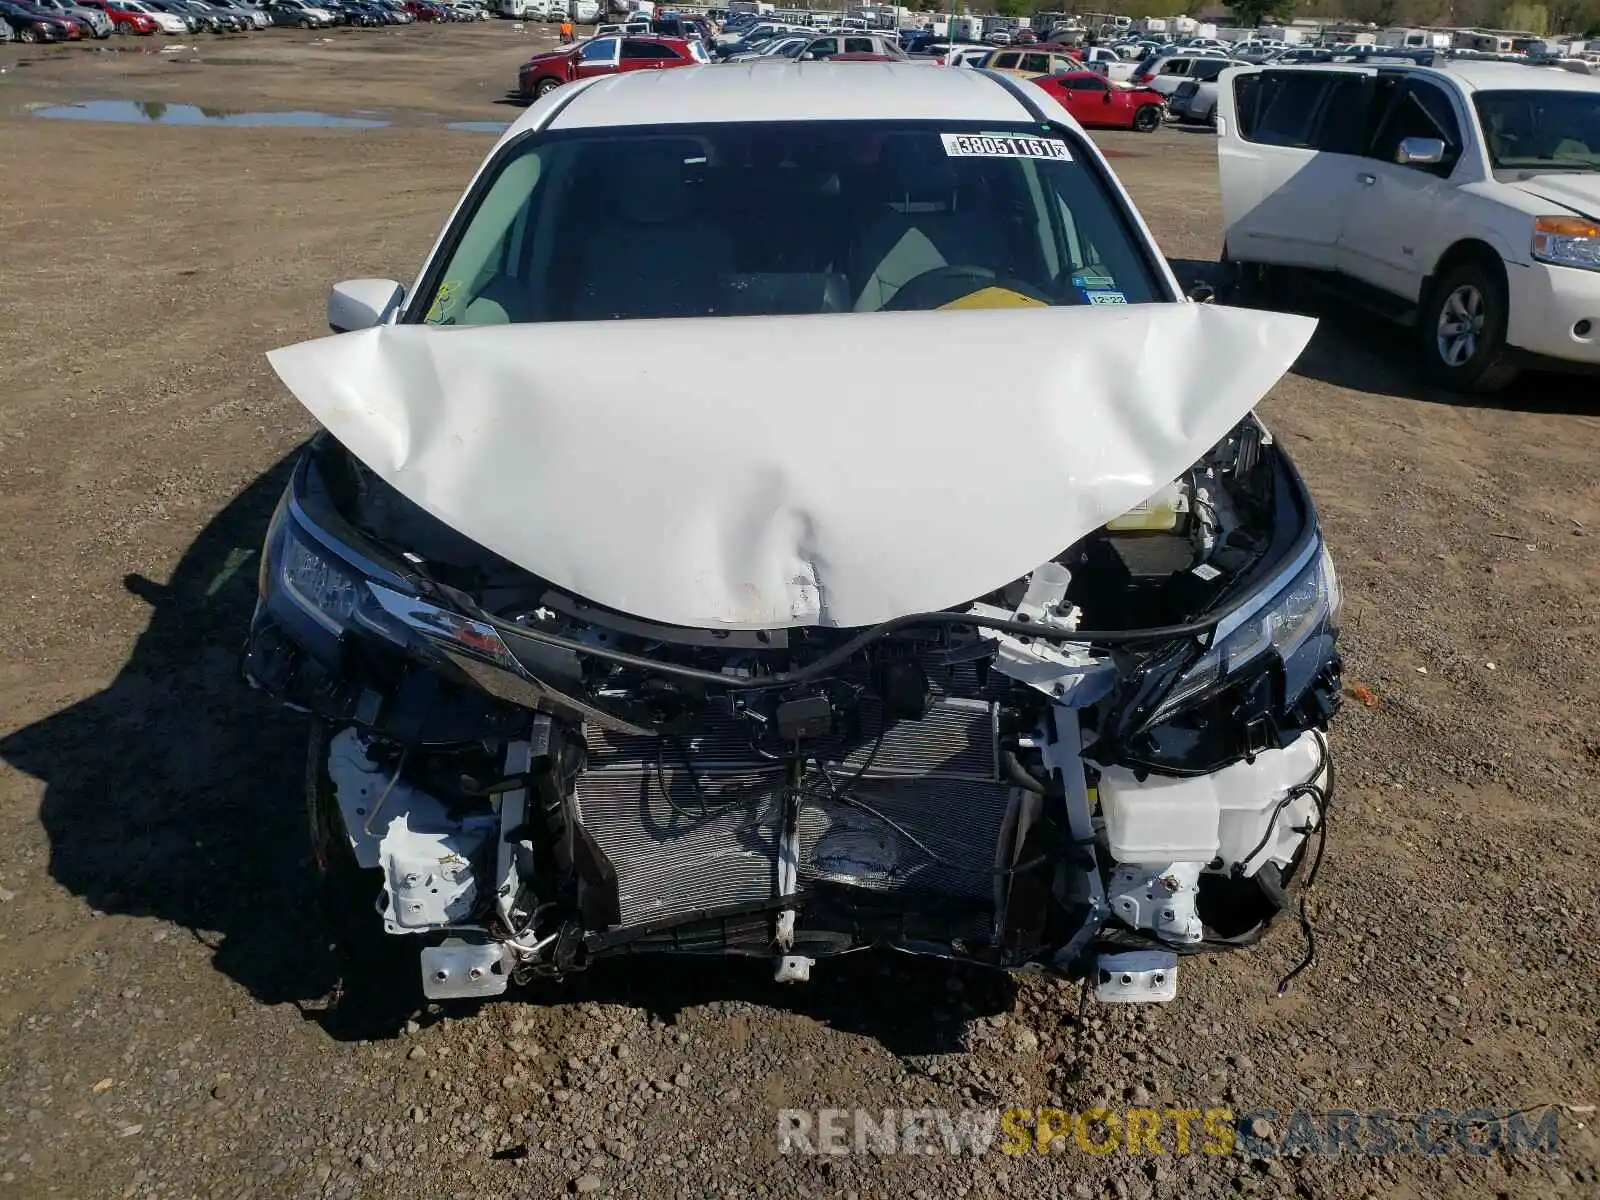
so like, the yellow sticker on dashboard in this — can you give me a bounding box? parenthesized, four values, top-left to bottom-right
(939, 287, 1049, 310)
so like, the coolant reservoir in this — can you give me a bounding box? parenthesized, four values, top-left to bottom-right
(1215, 734, 1323, 873)
(1097, 768, 1222, 864)
(1105, 480, 1190, 534)
(1098, 734, 1324, 872)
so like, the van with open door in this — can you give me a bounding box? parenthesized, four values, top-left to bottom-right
(1216, 60, 1600, 391)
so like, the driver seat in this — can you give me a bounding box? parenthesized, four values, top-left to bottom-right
(848, 142, 1008, 311)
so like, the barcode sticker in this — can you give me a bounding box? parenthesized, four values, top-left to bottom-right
(940, 133, 1072, 161)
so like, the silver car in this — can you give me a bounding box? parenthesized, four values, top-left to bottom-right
(208, 0, 269, 27)
(1140, 53, 1237, 99)
(1167, 77, 1219, 125)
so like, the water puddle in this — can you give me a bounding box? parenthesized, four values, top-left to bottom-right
(31, 100, 387, 128)
(26, 99, 511, 133)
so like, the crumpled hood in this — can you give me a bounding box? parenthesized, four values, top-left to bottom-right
(1512, 173, 1600, 221)
(267, 305, 1315, 630)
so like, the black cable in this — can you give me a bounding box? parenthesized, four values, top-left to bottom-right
(1232, 793, 1297, 877)
(1275, 900, 1317, 995)
(1098, 923, 1270, 955)
(1299, 759, 1332, 890)
(651, 736, 770, 823)
(1231, 731, 1328, 877)
(1001, 747, 1063, 797)
(1274, 775, 1331, 994)
(829, 700, 886, 789)
(484, 606, 1219, 693)
(653, 738, 708, 823)
(808, 764, 1051, 879)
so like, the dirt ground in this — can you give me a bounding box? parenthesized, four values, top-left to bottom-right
(2, 24, 1598, 1200)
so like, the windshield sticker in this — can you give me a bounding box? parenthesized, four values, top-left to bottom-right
(1084, 290, 1128, 305)
(940, 132, 1072, 161)
(426, 280, 462, 324)
(1071, 271, 1116, 290)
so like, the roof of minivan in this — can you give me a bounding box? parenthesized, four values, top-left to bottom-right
(1434, 59, 1600, 92)
(530, 61, 1037, 130)
(1245, 58, 1600, 94)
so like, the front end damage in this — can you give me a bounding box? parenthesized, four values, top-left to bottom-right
(244, 394, 1339, 1005)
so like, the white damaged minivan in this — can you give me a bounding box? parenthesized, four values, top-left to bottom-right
(243, 65, 1340, 1007)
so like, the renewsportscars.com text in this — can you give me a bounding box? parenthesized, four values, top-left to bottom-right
(776, 1107, 1560, 1158)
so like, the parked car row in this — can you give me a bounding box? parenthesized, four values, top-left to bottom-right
(512, 18, 1174, 130)
(711, 12, 908, 62)
(0, 0, 492, 37)
(723, 29, 905, 63)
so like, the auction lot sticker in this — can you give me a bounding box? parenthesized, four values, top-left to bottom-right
(941, 132, 1072, 161)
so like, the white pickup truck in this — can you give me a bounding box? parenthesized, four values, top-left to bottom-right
(1217, 59, 1600, 391)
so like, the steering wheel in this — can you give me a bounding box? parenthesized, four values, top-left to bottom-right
(882, 264, 1056, 311)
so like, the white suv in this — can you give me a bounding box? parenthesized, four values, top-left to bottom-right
(1217, 60, 1600, 391)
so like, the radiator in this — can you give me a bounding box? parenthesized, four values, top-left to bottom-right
(575, 686, 1012, 929)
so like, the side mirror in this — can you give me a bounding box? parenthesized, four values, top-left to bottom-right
(328, 278, 404, 333)
(1102, 91, 1112, 103)
(799, 51, 813, 59)
(1186, 281, 1217, 303)
(1395, 136, 1445, 166)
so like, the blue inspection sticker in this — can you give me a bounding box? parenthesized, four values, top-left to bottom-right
(1071, 272, 1116, 290)
(1084, 290, 1128, 305)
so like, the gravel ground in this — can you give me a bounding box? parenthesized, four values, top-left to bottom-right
(1, 25, 1597, 1200)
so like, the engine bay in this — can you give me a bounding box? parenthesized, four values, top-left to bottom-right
(247, 415, 1341, 1004)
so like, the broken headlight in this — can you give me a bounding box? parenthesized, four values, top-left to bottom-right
(1148, 540, 1340, 726)
(265, 507, 536, 685)
(262, 510, 412, 653)
(280, 530, 366, 633)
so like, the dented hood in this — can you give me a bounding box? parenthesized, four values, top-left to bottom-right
(267, 305, 1315, 630)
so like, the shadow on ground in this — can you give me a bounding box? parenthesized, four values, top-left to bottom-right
(0, 453, 340, 1013)
(0, 454, 1023, 1052)
(1169, 256, 1600, 416)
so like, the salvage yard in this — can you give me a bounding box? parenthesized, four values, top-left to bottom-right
(2, 23, 1599, 1200)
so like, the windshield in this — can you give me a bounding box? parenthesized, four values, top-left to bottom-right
(413, 120, 1163, 326)
(1474, 89, 1600, 170)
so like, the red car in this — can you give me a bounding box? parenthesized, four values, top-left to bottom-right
(4, 0, 84, 36)
(518, 34, 704, 101)
(1032, 70, 1166, 133)
(79, 0, 157, 32)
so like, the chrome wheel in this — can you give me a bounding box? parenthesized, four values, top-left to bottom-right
(1435, 283, 1484, 367)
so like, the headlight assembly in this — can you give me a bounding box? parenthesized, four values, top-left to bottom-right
(1532, 216, 1600, 272)
(280, 529, 365, 633)
(1148, 540, 1340, 727)
(265, 511, 526, 671)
